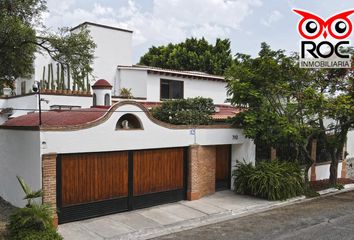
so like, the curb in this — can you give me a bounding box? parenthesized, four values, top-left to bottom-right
(112, 185, 354, 240)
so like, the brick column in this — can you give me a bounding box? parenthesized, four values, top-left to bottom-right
(187, 145, 216, 200)
(341, 159, 347, 178)
(270, 147, 277, 161)
(310, 139, 317, 181)
(42, 153, 58, 227)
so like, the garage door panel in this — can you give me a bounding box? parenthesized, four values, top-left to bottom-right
(61, 151, 128, 206)
(58, 147, 186, 223)
(133, 148, 184, 196)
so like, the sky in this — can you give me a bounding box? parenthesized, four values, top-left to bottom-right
(43, 0, 354, 63)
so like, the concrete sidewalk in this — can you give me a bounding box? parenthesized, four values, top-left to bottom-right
(58, 190, 305, 240)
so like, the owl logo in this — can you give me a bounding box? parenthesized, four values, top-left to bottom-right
(293, 9, 354, 40)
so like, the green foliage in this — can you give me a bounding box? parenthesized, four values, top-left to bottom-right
(7, 176, 61, 240)
(16, 176, 42, 207)
(119, 88, 133, 98)
(139, 38, 232, 75)
(8, 203, 54, 233)
(0, 0, 95, 89)
(226, 43, 354, 184)
(233, 160, 304, 200)
(9, 227, 62, 240)
(151, 97, 215, 125)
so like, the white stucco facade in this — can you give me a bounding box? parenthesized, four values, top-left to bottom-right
(347, 130, 354, 160)
(41, 103, 246, 155)
(0, 130, 41, 207)
(0, 102, 255, 207)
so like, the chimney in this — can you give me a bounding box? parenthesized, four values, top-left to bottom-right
(91, 79, 112, 107)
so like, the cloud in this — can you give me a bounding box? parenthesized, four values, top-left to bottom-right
(44, 0, 263, 46)
(261, 10, 283, 27)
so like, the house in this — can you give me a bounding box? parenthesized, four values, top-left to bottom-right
(0, 21, 352, 224)
(0, 82, 254, 224)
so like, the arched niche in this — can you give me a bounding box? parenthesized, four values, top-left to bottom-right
(116, 113, 143, 130)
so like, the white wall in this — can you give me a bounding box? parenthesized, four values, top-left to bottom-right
(0, 130, 41, 207)
(307, 162, 343, 181)
(146, 73, 228, 104)
(79, 24, 132, 85)
(116, 69, 147, 98)
(41, 104, 245, 155)
(0, 94, 93, 124)
(230, 139, 256, 190)
(40, 94, 93, 110)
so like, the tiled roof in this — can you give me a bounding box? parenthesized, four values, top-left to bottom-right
(92, 79, 112, 89)
(2, 108, 107, 127)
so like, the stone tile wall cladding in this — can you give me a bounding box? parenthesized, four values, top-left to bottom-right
(187, 145, 216, 200)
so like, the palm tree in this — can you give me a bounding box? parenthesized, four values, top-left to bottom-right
(16, 176, 42, 207)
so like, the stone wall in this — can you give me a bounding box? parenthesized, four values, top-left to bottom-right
(187, 145, 216, 200)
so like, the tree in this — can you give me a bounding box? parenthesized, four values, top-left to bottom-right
(139, 38, 232, 75)
(226, 43, 354, 185)
(0, 0, 96, 89)
(310, 60, 354, 185)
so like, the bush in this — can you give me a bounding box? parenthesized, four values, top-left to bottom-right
(8, 203, 56, 239)
(10, 228, 62, 240)
(151, 97, 215, 125)
(7, 176, 62, 240)
(233, 160, 304, 200)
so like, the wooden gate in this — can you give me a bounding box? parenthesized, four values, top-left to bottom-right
(215, 145, 231, 190)
(57, 148, 187, 223)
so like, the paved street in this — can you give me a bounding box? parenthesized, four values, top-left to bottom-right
(155, 191, 354, 240)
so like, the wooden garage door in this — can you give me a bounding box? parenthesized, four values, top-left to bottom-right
(58, 152, 129, 223)
(57, 148, 187, 223)
(215, 145, 231, 190)
(132, 148, 186, 209)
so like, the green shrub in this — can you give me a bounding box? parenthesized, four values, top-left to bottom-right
(10, 228, 62, 240)
(233, 160, 304, 200)
(8, 203, 54, 234)
(151, 97, 215, 125)
(7, 176, 62, 240)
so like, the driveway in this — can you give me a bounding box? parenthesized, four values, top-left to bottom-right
(58, 190, 283, 239)
(155, 191, 354, 240)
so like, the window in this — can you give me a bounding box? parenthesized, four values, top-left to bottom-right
(93, 93, 97, 106)
(160, 79, 184, 100)
(104, 93, 110, 106)
(116, 114, 143, 130)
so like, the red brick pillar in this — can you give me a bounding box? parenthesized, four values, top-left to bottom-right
(42, 153, 58, 227)
(310, 139, 317, 181)
(341, 159, 347, 178)
(270, 147, 277, 161)
(187, 145, 216, 200)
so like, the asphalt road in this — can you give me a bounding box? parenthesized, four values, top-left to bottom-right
(154, 191, 354, 240)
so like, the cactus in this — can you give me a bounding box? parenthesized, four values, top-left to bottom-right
(56, 63, 60, 90)
(42, 66, 47, 89)
(67, 64, 70, 90)
(50, 63, 55, 90)
(47, 64, 51, 90)
(60, 64, 65, 90)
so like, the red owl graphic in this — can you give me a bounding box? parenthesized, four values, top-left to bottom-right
(293, 9, 354, 40)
